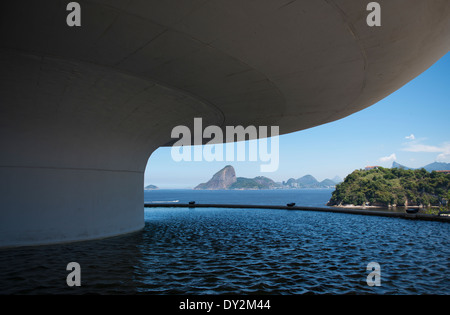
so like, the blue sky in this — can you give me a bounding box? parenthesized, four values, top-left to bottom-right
(145, 52, 450, 189)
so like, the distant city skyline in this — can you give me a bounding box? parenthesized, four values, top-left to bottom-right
(145, 52, 450, 189)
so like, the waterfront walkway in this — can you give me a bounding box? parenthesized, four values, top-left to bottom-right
(144, 203, 450, 223)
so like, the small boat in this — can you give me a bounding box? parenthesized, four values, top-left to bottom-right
(287, 203, 296, 207)
(406, 208, 419, 214)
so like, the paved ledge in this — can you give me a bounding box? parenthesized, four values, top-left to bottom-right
(144, 203, 450, 223)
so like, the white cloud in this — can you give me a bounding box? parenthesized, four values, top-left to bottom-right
(437, 152, 450, 163)
(401, 141, 450, 162)
(379, 153, 397, 162)
(402, 143, 442, 153)
(405, 134, 415, 140)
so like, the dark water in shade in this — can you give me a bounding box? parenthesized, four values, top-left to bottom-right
(0, 190, 449, 294)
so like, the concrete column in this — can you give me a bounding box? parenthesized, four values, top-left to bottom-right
(0, 167, 145, 247)
(0, 50, 222, 247)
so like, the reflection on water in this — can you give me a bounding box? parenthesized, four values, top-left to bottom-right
(1, 207, 449, 294)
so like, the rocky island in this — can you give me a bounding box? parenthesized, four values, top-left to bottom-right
(194, 165, 237, 190)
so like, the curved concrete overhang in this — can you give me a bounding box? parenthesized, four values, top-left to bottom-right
(1, 0, 449, 247)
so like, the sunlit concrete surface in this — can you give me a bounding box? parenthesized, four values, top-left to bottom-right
(1, 0, 449, 247)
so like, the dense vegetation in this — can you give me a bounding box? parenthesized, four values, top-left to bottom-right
(229, 177, 266, 189)
(329, 167, 450, 207)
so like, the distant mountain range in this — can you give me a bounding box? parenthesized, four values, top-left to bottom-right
(392, 161, 450, 172)
(281, 175, 340, 189)
(194, 165, 341, 190)
(148, 162, 449, 191)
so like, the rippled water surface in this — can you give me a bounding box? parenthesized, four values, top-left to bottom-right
(1, 206, 449, 294)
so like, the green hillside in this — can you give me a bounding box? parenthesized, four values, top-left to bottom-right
(328, 167, 450, 207)
(229, 177, 265, 189)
